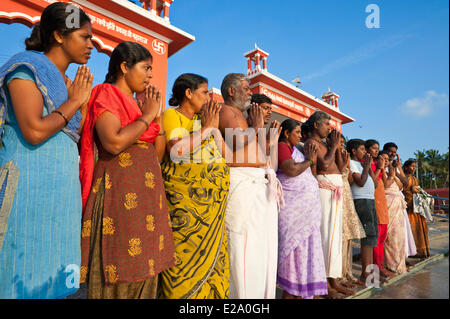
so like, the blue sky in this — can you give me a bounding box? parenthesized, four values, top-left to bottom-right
(0, 0, 448, 161)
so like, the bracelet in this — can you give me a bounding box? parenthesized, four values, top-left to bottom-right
(158, 131, 166, 136)
(52, 110, 68, 126)
(307, 158, 315, 167)
(136, 118, 149, 130)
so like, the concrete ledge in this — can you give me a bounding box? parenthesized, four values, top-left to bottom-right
(346, 253, 445, 299)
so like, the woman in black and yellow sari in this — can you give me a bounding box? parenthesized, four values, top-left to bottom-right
(159, 73, 230, 299)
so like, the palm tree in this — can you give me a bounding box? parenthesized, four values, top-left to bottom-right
(414, 150, 429, 186)
(426, 149, 441, 189)
(437, 151, 449, 187)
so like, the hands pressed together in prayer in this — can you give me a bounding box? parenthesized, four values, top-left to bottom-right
(66, 65, 94, 108)
(328, 129, 340, 149)
(66, 65, 93, 133)
(303, 142, 318, 162)
(363, 152, 373, 169)
(247, 102, 265, 128)
(201, 99, 222, 129)
(137, 84, 163, 125)
(376, 155, 386, 170)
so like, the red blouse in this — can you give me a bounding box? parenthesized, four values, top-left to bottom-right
(278, 142, 294, 165)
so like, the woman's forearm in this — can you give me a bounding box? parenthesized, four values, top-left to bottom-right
(97, 118, 149, 155)
(154, 135, 166, 162)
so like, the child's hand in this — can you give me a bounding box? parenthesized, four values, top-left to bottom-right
(363, 153, 372, 168)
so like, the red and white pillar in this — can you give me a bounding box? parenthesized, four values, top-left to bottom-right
(150, 0, 157, 15)
(163, 2, 170, 21)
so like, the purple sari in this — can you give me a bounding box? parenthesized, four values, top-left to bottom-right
(276, 147, 328, 298)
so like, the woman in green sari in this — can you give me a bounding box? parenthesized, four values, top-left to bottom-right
(159, 73, 230, 299)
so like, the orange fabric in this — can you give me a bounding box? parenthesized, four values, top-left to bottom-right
(374, 181, 389, 225)
(79, 83, 160, 209)
(407, 213, 430, 258)
(403, 175, 418, 214)
(403, 175, 430, 258)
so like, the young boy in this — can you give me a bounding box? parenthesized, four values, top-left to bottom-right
(346, 139, 379, 285)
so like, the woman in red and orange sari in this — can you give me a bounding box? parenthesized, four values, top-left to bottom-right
(402, 160, 430, 259)
(79, 42, 175, 298)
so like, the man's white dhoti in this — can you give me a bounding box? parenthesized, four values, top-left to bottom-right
(225, 167, 278, 299)
(317, 174, 344, 279)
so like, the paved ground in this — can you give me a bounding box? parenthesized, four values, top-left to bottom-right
(347, 214, 449, 299)
(369, 256, 449, 299)
(70, 215, 449, 299)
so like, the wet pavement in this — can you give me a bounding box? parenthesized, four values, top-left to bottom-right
(70, 216, 449, 299)
(369, 257, 449, 299)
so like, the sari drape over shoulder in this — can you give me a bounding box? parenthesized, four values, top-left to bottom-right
(79, 84, 174, 298)
(79, 83, 160, 209)
(0, 52, 82, 298)
(159, 108, 230, 299)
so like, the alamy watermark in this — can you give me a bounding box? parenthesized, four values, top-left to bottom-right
(168, 122, 280, 164)
(65, 4, 81, 29)
(366, 4, 380, 29)
(65, 264, 80, 289)
(364, 264, 381, 288)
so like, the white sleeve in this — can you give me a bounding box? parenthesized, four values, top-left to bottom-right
(350, 160, 360, 174)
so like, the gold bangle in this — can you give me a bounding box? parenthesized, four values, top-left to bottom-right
(158, 131, 166, 136)
(52, 110, 69, 126)
(136, 118, 149, 130)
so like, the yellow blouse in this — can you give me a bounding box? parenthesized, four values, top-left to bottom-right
(162, 108, 224, 164)
(162, 108, 201, 143)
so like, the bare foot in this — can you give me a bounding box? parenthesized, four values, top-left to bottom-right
(282, 291, 302, 299)
(339, 278, 358, 289)
(324, 288, 344, 299)
(330, 280, 356, 296)
(355, 279, 366, 287)
(346, 275, 365, 287)
(379, 275, 388, 283)
(380, 269, 396, 278)
(334, 284, 356, 296)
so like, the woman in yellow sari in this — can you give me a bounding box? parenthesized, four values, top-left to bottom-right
(159, 73, 230, 299)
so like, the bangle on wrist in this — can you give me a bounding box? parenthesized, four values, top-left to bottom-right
(52, 110, 69, 126)
(158, 131, 166, 136)
(307, 158, 315, 167)
(136, 118, 149, 130)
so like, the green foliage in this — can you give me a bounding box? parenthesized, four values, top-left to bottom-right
(414, 148, 449, 188)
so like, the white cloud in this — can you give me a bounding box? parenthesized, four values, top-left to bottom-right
(401, 90, 449, 117)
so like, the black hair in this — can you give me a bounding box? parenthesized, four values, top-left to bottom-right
(105, 41, 152, 84)
(365, 139, 379, 150)
(25, 2, 91, 52)
(382, 142, 398, 151)
(403, 159, 416, 171)
(301, 120, 313, 138)
(379, 150, 389, 156)
(346, 138, 365, 154)
(168, 73, 208, 106)
(280, 119, 301, 142)
(251, 93, 272, 105)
